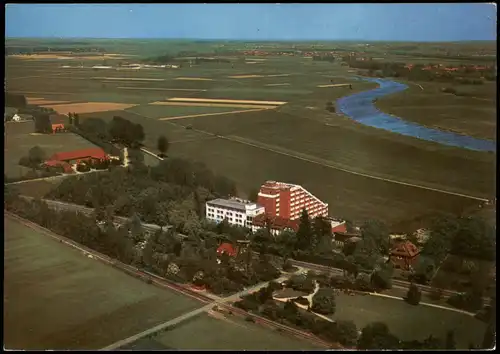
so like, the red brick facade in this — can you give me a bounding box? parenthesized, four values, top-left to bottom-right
(257, 181, 328, 220)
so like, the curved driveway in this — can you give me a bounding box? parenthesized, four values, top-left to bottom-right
(336, 77, 496, 152)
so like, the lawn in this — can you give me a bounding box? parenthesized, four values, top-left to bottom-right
(77, 109, 207, 147)
(330, 293, 486, 349)
(3, 213, 203, 350)
(8, 178, 66, 199)
(149, 312, 323, 350)
(4, 121, 99, 179)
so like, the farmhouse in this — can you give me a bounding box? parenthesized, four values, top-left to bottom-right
(42, 160, 74, 174)
(11, 113, 33, 122)
(49, 147, 109, 165)
(205, 198, 265, 228)
(389, 240, 420, 270)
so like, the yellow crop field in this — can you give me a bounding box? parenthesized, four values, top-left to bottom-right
(92, 77, 165, 81)
(151, 101, 278, 109)
(317, 84, 351, 88)
(265, 83, 290, 86)
(41, 102, 138, 115)
(117, 87, 207, 92)
(30, 100, 70, 105)
(166, 97, 287, 105)
(175, 77, 214, 81)
(229, 74, 290, 79)
(228, 75, 264, 79)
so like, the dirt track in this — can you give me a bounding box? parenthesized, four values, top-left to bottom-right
(151, 101, 278, 109)
(158, 108, 270, 121)
(167, 97, 287, 105)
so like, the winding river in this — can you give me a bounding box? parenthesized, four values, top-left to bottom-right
(336, 77, 496, 152)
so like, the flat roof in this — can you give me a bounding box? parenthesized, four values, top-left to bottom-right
(206, 198, 262, 212)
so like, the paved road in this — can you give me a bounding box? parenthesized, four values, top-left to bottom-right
(101, 274, 298, 350)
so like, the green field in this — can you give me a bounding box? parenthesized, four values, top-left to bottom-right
(10, 178, 66, 199)
(149, 312, 323, 350)
(152, 136, 479, 223)
(330, 293, 486, 349)
(3, 213, 203, 350)
(77, 109, 207, 146)
(5, 39, 496, 229)
(377, 80, 496, 140)
(126, 103, 258, 119)
(4, 120, 98, 179)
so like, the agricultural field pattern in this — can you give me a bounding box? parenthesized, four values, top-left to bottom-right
(4, 3, 496, 351)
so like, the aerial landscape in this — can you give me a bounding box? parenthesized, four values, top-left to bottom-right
(4, 3, 496, 350)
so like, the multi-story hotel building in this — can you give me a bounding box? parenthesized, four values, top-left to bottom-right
(205, 198, 265, 228)
(257, 181, 328, 220)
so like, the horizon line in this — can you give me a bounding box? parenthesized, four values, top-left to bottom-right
(5, 36, 497, 43)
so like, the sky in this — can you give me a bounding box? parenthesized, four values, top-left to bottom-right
(5, 3, 497, 41)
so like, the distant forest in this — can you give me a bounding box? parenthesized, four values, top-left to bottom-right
(5, 46, 106, 55)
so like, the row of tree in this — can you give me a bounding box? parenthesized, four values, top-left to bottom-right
(4, 191, 283, 296)
(5, 93, 27, 108)
(77, 115, 145, 148)
(341, 57, 496, 82)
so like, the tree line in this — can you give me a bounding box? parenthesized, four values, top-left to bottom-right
(341, 57, 496, 83)
(4, 188, 280, 296)
(76, 115, 145, 149)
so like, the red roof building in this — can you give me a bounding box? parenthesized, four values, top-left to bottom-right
(216, 243, 238, 257)
(51, 123, 65, 133)
(389, 240, 420, 270)
(251, 214, 300, 236)
(257, 180, 328, 221)
(42, 160, 74, 174)
(49, 148, 109, 164)
(331, 222, 347, 234)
